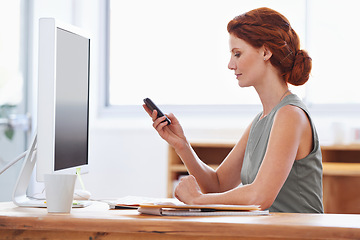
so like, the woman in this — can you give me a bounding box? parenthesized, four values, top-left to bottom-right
(143, 7, 323, 213)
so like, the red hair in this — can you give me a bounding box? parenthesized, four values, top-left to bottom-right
(227, 7, 311, 86)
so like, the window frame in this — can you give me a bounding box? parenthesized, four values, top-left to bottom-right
(99, 0, 360, 124)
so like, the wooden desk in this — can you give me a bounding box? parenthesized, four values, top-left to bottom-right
(1, 202, 360, 239)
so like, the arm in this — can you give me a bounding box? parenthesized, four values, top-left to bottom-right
(143, 104, 219, 191)
(143, 104, 250, 193)
(175, 123, 251, 193)
(175, 105, 313, 209)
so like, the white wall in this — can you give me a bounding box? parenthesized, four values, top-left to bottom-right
(83, 126, 169, 198)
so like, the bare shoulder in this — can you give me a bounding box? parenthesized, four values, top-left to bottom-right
(273, 105, 313, 160)
(270, 105, 311, 140)
(274, 105, 309, 126)
(270, 105, 313, 160)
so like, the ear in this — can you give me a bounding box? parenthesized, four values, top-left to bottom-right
(262, 45, 272, 61)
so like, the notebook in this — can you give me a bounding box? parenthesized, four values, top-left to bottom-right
(138, 206, 269, 216)
(107, 196, 269, 216)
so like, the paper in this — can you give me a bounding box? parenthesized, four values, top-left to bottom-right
(138, 201, 267, 216)
(138, 207, 269, 216)
(108, 196, 269, 216)
(140, 202, 261, 211)
(108, 196, 182, 209)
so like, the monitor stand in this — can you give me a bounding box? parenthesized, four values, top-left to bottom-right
(12, 133, 91, 208)
(12, 133, 43, 207)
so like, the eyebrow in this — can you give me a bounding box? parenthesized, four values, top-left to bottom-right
(230, 48, 240, 53)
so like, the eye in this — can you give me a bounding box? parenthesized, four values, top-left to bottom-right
(234, 52, 241, 58)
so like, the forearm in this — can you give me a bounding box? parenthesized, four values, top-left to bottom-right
(175, 141, 221, 193)
(193, 183, 271, 210)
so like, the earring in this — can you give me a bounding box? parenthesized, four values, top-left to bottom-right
(264, 58, 266, 61)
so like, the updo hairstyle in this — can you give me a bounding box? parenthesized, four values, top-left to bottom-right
(227, 7, 311, 86)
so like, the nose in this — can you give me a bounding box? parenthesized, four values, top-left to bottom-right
(228, 58, 236, 70)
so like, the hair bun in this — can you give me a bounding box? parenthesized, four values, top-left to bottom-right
(288, 50, 312, 86)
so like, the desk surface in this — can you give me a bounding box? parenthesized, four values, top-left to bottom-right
(1, 201, 360, 240)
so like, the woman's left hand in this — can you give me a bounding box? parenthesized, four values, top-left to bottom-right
(174, 175, 203, 205)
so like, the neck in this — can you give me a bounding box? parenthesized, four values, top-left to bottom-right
(255, 80, 290, 119)
(252, 61, 291, 119)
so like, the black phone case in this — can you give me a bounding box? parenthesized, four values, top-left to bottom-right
(143, 98, 171, 125)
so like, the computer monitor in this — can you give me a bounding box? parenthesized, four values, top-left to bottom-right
(36, 18, 90, 182)
(12, 18, 91, 207)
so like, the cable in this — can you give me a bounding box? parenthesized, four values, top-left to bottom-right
(0, 146, 38, 175)
(0, 150, 28, 175)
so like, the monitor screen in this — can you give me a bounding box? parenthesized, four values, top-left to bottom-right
(36, 18, 90, 182)
(54, 28, 90, 171)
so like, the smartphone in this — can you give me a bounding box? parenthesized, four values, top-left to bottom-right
(143, 98, 171, 125)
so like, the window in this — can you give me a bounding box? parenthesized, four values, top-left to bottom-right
(0, 0, 23, 106)
(306, 0, 360, 104)
(107, 0, 306, 106)
(107, 0, 360, 107)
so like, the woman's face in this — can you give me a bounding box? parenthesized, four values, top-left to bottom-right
(228, 34, 266, 88)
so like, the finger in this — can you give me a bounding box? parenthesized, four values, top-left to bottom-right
(153, 116, 169, 131)
(152, 115, 166, 128)
(142, 104, 152, 116)
(174, 188, 182, 202)
(174, 183, 184, 203)
(152, 114, 166, 126)
(179, 175, 189, 182)
(151, 109, 158, 122)
(182, 175, 195, 184)
(188, 175, 196, 181)
(142, 104, 160, 122)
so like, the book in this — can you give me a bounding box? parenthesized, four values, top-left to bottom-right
(138, 206, 269, 216)
(139, 202, 261, 211)
(138, 202, 269, 216)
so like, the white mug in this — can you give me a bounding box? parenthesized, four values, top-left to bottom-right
(44, 173, 77, 213)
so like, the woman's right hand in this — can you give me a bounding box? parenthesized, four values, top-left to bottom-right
(143, 104, 188, 150)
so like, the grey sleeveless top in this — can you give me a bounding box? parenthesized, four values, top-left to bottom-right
(241, 94, 323, 213)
